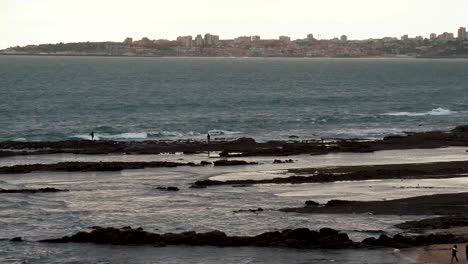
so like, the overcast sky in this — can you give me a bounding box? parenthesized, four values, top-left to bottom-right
(1, 0, 467, 49)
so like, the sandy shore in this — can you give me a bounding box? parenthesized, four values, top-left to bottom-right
(403, 227, 468, 263)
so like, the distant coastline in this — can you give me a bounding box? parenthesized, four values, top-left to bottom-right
(3, 53, 468, 59)
(3, 32, 468, 59)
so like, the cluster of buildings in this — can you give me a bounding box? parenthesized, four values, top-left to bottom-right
(3, 27, 468, 58)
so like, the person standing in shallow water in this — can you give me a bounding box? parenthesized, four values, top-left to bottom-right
(451, 245, 459, 263)
(207, 133, 211, 144)
(90, 131, 95, 141)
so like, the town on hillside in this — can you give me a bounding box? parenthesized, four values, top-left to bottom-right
(2, 27, 468, 58)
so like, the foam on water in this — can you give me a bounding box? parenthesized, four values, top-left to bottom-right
(381, 107, 455, 117)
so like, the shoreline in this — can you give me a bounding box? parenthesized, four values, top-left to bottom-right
(280, 192, 468, 216)
(2, 53, 468, 59)
(1, 124, 467, 158)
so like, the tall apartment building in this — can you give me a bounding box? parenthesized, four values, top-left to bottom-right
(307, 34, 315, 41)
(438, 32, 455, 42)
(458, 27, 467, 40)
(204, 33, 219, 46)
(176, 36, 192, 47)
(430, 33, 437, 40)
(341, 35, 348, 42)
(194, 35, 204, 46)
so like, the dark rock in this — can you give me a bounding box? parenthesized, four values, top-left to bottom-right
(273, 159, 295, 164)
(232, 138, 256, 145)
(319, 228, 339, 236)
(200, 161, 212, 165)
(0, 161, 191, 174)
(190, 184, 207, 189)
(10, 237, 22, 242)
(326, 200, 357, 207)
(156, 187, 180, 191)
(234, 208, 264, 213)
(232, 184, 253, 188)
(0, 188, 69, 194)
(40, 227, 356, 249)
(395, 216, 468, 231)
(213, 160, 258, 166)
(305, 200, 320, 207)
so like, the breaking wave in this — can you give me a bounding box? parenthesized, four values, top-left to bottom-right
(381, 108, 455, 117)
(70, 129, 243, 141)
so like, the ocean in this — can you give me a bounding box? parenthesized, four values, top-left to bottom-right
(1, 56, 467, 142)
(1, 55, 468, 263)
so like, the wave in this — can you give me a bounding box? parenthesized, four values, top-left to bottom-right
(326, 127, 405, 139)
(208, 130, 242, 136)
(70, 129, 243, 141)
(71, 132, 147, 140)
(381, 108, 455, 117)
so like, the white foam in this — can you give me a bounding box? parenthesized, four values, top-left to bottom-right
(326, 128, 405, 139)
(71, 132, 147, 140)
(381, 107, 454, 117)
(208, 129, 242, 136)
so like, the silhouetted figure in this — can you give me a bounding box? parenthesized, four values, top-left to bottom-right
(207, 133, 211, 143)
(90, 131, 95, 141)
(452, 245, 459, 263)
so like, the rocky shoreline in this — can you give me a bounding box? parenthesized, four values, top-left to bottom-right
(34, 226, 464, 250)
(0, 125, 467, 158)
(0, 161, 207, 174)
(193, 160, 468, 187)
(280, 192, 468, 216)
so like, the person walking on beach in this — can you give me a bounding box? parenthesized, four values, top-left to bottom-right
(90, 131, 95, 141)
(451, 245, 459, 263)
(207, 133, 211, 144)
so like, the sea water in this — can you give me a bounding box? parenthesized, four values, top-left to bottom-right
(1, 56, 467, 142)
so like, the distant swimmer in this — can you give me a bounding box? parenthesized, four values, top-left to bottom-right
(207, 133, 211, 143)
(90, 131, 95, 141)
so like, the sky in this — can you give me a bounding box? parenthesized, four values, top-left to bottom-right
(1, 0, 467, 49)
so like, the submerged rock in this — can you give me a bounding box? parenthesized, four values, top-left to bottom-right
(273, 159, 294, 164)
(0, 188, 68, 194)
(213, 160, 258, 166)
(233, 208, 264, 213)
(10, 237, 23, 242)
(156, 187, 180, 191)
